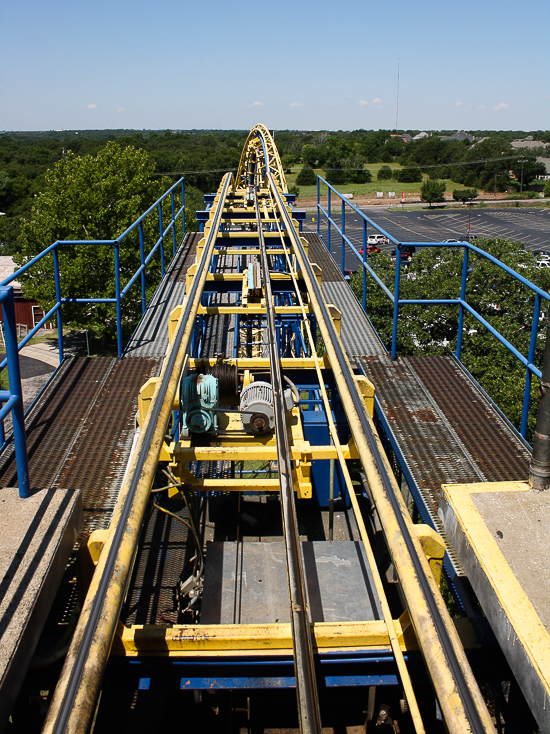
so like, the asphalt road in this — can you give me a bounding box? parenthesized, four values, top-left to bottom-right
(0, 354, 53, 380)
(303, 207, 550, 272)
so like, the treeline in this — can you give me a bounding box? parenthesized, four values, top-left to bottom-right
(1, 128, 549, 254)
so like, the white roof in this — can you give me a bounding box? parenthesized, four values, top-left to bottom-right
(0, 256, 22, 291)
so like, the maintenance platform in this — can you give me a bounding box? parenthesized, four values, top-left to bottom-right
(0, 124, 548, 734)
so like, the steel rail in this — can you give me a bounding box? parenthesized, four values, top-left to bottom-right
(267, 172, 495, 734)
(254, 191, 322, 734)
(266, 174, 420, 724)
(42, 173, 233, 734)
(269, 200, 426, 732)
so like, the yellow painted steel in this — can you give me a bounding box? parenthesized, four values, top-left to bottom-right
(42, 174, 233, 734)
(235, 124, 287, 192)
(441, 481, 550, 701)
(112, 618, 414, 656)
(266, 174, 495, 733)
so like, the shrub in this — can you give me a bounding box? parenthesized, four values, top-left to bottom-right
(295, 165, 317, 186)
(377, 165, 393, 181)
(396, 165, 423, 183)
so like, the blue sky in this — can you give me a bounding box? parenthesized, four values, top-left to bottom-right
(1, 0, 548, 132)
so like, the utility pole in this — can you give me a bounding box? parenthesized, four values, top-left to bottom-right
(520, 157, 525, 194)
(395, 58, 400, 131)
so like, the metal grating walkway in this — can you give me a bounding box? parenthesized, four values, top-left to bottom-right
(304, 233, 386, 357)
(124, 232, 199, 359)
(0, 356, 160, 543)
(359, 354, 530, 570)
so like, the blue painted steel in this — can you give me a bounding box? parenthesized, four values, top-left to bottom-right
(115, 243, 122, 358)
(181, 180, 186, 235)
(317, 177, 550, 438)
(341, 199, 345, 275)
(171, 192, 177, 257)
(179, 674, 398, 689)
(362, 219, 367, 312)
(0, 287, 30, 497)
(1, 177, 185, 366)
(53, 246, 63, 364)
(138, 678, 150, 691)
(327, 187, 331, 253)
(316, 177, 320, 236)
(139, 222, 146, 314)
(159, 204, 165, 279)
(456, 247, 469, 361)
(521, 293, 541, 436)
(390, 249, 402, 360)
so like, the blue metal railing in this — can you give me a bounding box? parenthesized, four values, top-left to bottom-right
(0, 178, 185, 493)
(1, 178, 185, 360)
(0, 287, 29, 497)
(317, 176, 549, 439)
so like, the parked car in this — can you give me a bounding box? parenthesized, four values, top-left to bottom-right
(443, 238, 462, 243)
(537, 260, 550, 269)
(358, 244, 381, 255)
(367, 234, 387, 246)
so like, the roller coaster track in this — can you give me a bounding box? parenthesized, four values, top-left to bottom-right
(42, 125, 496, 734)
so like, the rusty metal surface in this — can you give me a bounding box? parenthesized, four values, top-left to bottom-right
(55, 357, 160, 541)
(0, 356, 160, 544)
(360, 354, 530, 527)
(122, 501, 191, 626)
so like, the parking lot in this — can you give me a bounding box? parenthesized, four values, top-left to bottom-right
(303, 207, 550, 272)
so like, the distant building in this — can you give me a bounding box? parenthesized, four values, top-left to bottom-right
(511, 139, 546, 150)
(439, 131, 476, 143)
(390, 133, 412, 143)
(413, 131, 429, 140)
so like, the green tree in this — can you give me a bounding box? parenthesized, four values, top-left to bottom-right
(377, 165, 393, 181)
(544, 180, 550, 198)
(396, 165, 423, 183)
(510, 157, 546, 190)
(16, 142, 168, 341)
(296, 165, 317, 186)
(421, 179, 446, 207)
(453, 188, 478, 203)
(301, 144, 318, 167)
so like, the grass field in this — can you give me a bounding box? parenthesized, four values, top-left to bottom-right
(286, 163, 471, 203)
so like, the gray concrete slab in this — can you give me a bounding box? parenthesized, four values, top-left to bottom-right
(0, 487, 82, 731)
(471, 488, 550, 633)
(439, 481, 550, 734)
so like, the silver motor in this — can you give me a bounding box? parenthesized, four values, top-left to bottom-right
(239, 381, 295, 435)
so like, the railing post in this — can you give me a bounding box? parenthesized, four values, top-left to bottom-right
(139, 222, 146, 315)
(53, 244, 64, 363)
(171, 191, 176, 257)
(327, 188, 331, 254)
(521, 293, 541, 437)
(114, 242, 122, 358)
(316, 177, 320, 237)
(182, 179, 186, 236)
(456, 246, 469, 361)
(529, 302, 550, 488)
(159, 204, 165, 278)
(391, 247, 402, 359)
(1, 287, 30, 497)
(362, 218, 367, 312)
(341, 199, 345, 275)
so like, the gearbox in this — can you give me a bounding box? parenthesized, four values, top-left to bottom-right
(180, 373, 219, 437)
